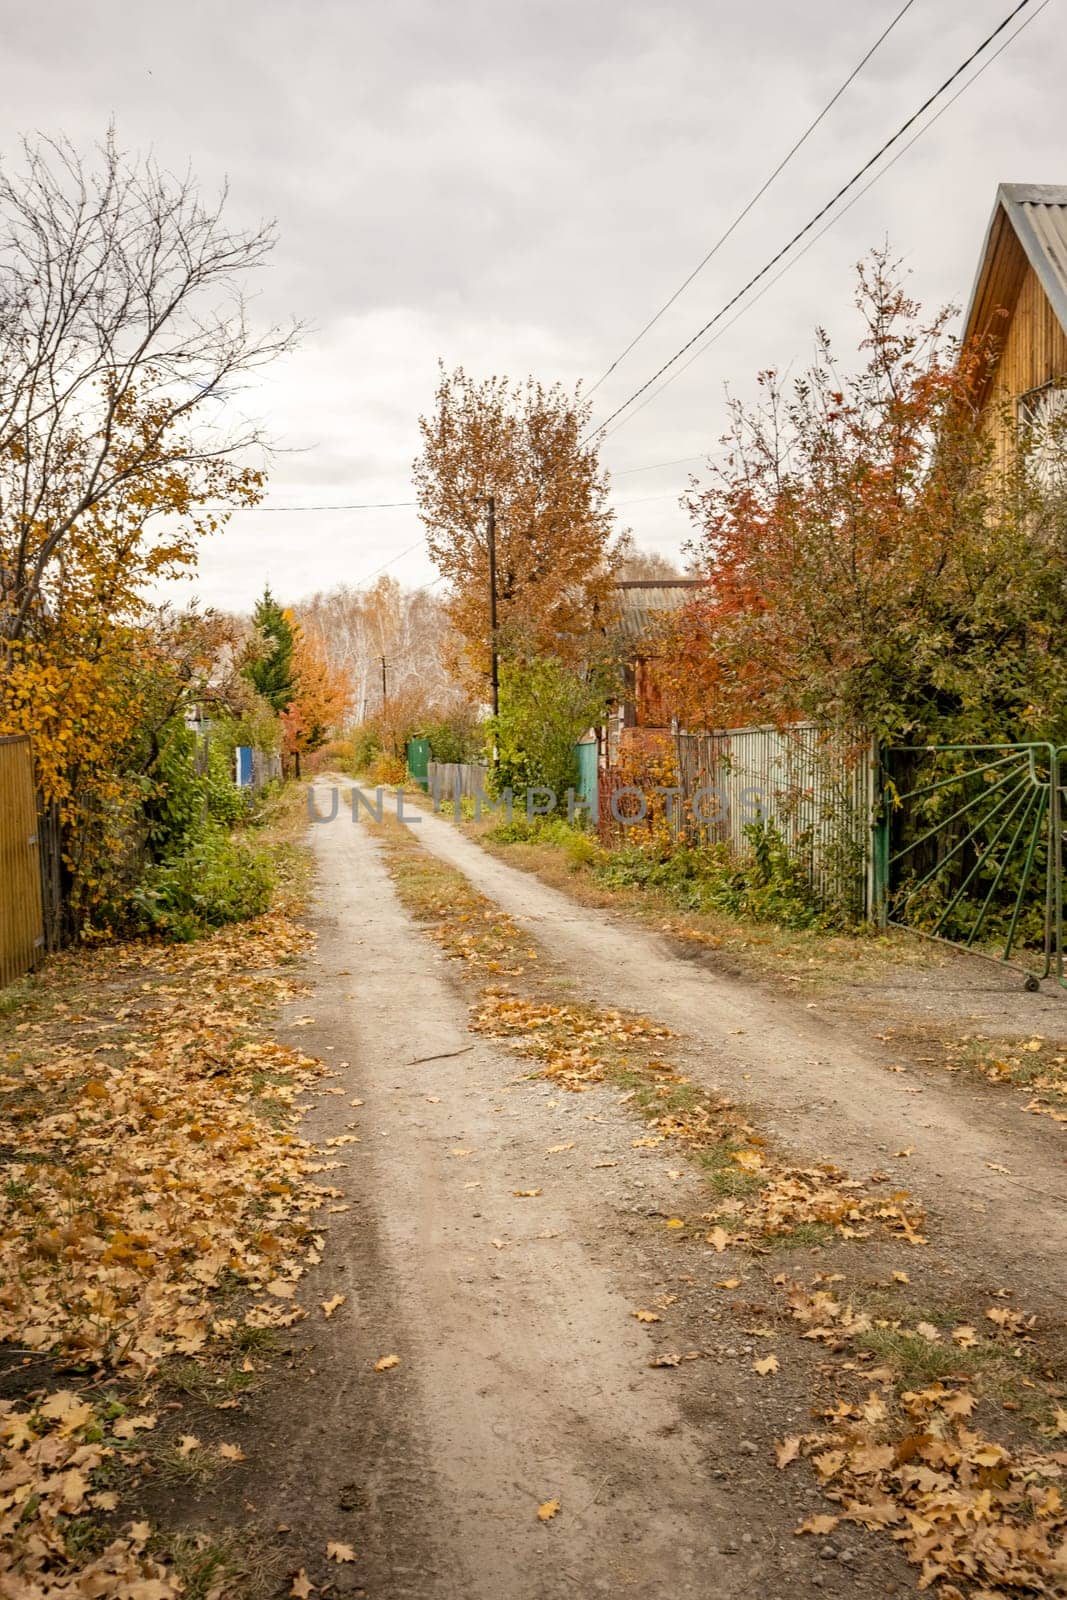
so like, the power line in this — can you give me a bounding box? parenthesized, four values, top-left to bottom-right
(584, 0, 1038, 445)
(597, 0, 1053, 443)
(614, 453, 707, 475)
(585, 0, 918, 400)
(347, 537, 428, 587)
(254, 497, 416, 511)
(235, 0, 1048, 597)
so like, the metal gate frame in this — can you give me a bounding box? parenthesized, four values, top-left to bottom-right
(873, 742, 1064, 992)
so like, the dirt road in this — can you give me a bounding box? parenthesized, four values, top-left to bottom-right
(258, 786, 925, 1600)
(374, 793, 1067, 1299)
(255, 784, 1064, 1599)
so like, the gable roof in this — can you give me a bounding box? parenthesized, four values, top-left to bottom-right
(612, 579, 705, 645)
(963, 185, 1067, 401)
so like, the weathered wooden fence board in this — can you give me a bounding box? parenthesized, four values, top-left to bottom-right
(674, 723, 876, 916)
(427, 761, 489, 800)
(0, 736, 45, 988)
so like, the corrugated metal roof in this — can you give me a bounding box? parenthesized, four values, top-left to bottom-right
(1009, 187, 1067, 333)
(612, 579, 704, 645)
(963, 183, 1067, 350)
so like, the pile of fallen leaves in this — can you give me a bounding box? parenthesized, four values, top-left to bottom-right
(776, 1278, 1067, 1593)
(657, 1093, 927, 1249)
(0, 917, 326, 1368)
(784, 1381, 1067, 1593)
(0, 913, 330, 1596)
(470, 989, 674, 1088)
(0, 1392, 177, 1599)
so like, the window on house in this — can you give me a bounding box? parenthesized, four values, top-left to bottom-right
(1017, 380, 1067, 490)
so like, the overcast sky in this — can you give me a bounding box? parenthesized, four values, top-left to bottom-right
(2, 0, 1063, 611)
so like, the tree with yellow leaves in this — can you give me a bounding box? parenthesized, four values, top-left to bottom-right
(0, 131, 297, 927)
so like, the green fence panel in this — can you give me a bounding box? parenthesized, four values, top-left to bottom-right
(407, 736, 430, 791)
(574, 741, 598, 815)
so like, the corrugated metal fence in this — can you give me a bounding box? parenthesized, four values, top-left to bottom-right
(674, 723, 875, 916)
(0, 736, 45, 988)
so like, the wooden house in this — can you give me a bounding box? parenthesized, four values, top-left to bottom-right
(962, 183, 1067, 469)
(607, 579, 704, 758)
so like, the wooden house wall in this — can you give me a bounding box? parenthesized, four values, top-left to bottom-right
(982, 262, 1067, 459)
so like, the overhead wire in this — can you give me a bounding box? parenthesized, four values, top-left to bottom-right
(584, 0, 919, 399)
(224, 0, 1051, 588)
(583, 0, 1039, 445)
(597, 0, 1054, 443)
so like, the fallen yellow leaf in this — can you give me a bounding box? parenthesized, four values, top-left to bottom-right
(795, 1514, 839, 1536)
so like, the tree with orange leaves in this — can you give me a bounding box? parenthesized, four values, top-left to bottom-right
(663, 252, 1067, 745)
(280, 626, 351, 762)
(413, 366, 623, 687)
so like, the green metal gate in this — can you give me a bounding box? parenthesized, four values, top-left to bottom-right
(873, 742, 1064, 991)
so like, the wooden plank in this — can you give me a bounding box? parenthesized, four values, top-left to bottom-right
(0, 736, 45, 989)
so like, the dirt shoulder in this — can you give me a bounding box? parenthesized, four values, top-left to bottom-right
(0, 794, 325, 1598)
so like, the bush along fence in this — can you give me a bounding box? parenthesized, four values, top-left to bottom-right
(599, 727, 1066, 984)
(0, 730, 283, 990)
(399, 723, 1064, 985)
(597, 723, 876, 923)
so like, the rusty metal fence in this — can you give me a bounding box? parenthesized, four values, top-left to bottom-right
(0, 736, 45, 988)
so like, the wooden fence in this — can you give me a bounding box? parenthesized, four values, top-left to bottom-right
(674, 723, 876, 916)
(0, 736, 45, 989)
(427, 760, 490, 800)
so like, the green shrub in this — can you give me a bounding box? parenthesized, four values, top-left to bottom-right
(595, 824, 826, 929)
(131, 829, 274, 942)
(144, 722, 205, 859)
(489, 657, 613, 803)
(205, 740, 248, 827)
(423, 716, 485, 765)
(350, 726, 381, 773)
(486, 814, 602, 869)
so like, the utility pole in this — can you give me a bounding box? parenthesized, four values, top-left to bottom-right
(380, 654, 388, 710)
(487, 494, 499, 721)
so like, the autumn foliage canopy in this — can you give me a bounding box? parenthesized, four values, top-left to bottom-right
(663, 254, 1067, 745)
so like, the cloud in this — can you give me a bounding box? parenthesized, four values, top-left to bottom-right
(1, 0, 1062, 610)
